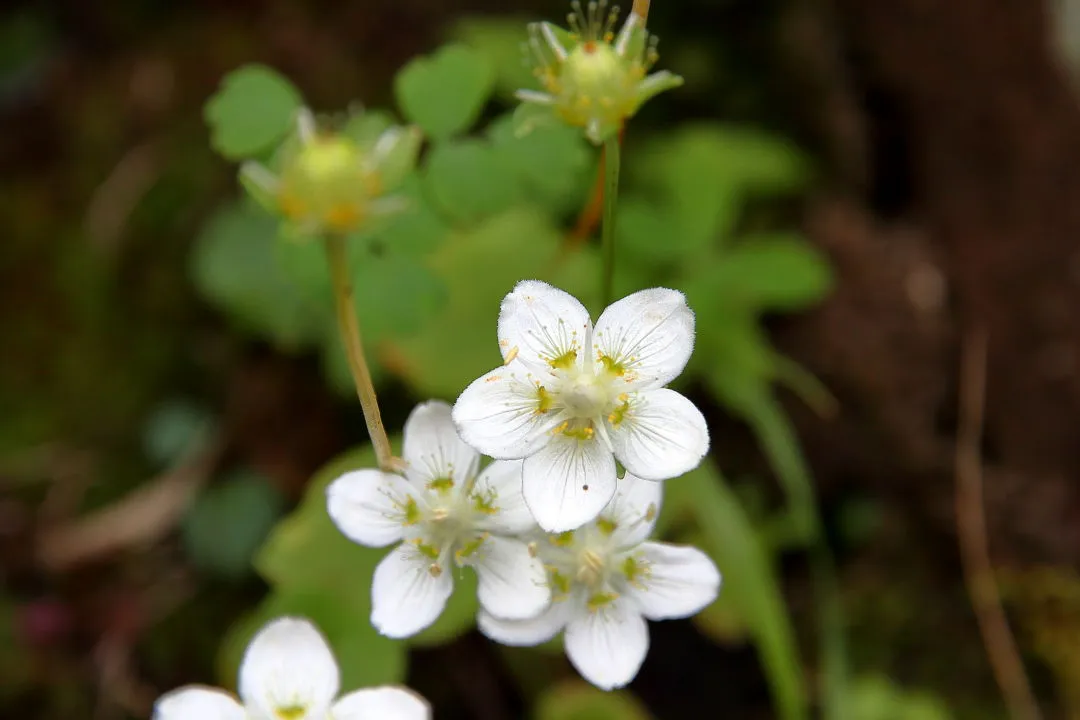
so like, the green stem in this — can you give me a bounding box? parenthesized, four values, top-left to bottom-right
(323, 233, 398, 472)
(600, 136, 622, 307)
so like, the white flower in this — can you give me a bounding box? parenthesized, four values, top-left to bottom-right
(518, 0, 684, 145)
(152, 616, 429, 720)
(327, 400, 551, 639)
(452, 280, 709, 532)
(477, 474, 721, 690)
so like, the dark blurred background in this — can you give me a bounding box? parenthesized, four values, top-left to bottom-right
(4, 0, 1080, 718)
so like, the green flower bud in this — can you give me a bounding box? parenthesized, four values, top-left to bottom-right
(517, 0, 683, 144)
(241, 108, 422, 237)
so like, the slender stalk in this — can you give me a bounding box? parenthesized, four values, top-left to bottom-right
(955, 328, 1041, 720)
(600, 135, 622, 307)
(323, 233, 398, 472)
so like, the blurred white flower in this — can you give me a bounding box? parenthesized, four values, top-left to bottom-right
(518, 0, 683, 144)
(152, 616, 429, 720)
(240, 107, 421, 237)
(327, 401, 550, 639)
(477, 474, 721, 691)
(452, 279, 709, 532)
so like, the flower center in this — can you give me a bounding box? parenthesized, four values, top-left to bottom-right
(560, 373, 611, 418)
(277, 135, 381, 231)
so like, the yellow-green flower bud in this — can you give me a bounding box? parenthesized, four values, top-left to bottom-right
(517, 0, 683, 144)
(240, 108, 422, 237)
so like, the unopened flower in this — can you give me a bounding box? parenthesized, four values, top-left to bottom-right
(518, 0, 683, 144)
(452, 280, 709, 532)
(240, 108, 421, 236)
(153, 616, 429, 720)
(478, 473, 720, 690)
(327, 400, 551, 639)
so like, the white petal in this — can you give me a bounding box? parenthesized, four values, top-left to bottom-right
(608, 388, 709, 481)
(628, 542, 721, 620)
(326, 469, 418, 548)
(238, 617, 339, 720)
(477, 600, 572, 646)
(592, 287, 695, 390)
(453, 366, 563, 459)
(614, 11, 642, 56)
(370, 543, 453, 639)
(515, 89, 556, 106)
(497, 279, 592, 373)
(332, 687, 431, 720)
(472, 460, 535, 534)
(564, 600, 649, 690)
(599, 472, 664, 547)
(153, 687, 244, 720)
(296, 107, 316, 144)
(402, 400, 480, 492)
(538, 22, 569, 61)
(522, 435, 617, 532)
(474, 536, 551, 620)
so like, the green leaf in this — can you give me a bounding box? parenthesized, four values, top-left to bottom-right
(534, 680, 653, 720)
(423, 138, 522, 226)
(390, 208, 563, 398)
(712, 234, 833, 311)
(351, 251, 447, 342)
(488, 113, 593, 216)
(141, 400, 214, 468)
(672, 461, 806, 720)
(453, 18, 537, 98)
(614, 199, 687, 270)
(216, 587, 406, 693)
(205, 64, 302, 160)
(255, 445, 386, 591)
(182, 471, 284, 580)
(394, 44, 494, 140)
(192, 203, 329, 349)
(634, 125, 809, 247)
(372, 180, 448, 257)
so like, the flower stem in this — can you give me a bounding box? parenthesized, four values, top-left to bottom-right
(323, 233, 398, 472)
(600, 135, 622, 307)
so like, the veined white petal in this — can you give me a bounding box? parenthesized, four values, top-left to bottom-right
(628, 542, 721, 620)
(608, 388, 709, 481)
(474, 536, 551, 620)
(564, 600, 649, 691)
(515, 89, 556, 106)
(153, 686, 244, 720)
(238, 617, 339, 720)
(472, 460, 534, 534)
(326, 469, 419, 548)
(402, 400, 480, 493)
(453, 366, 563, 459)
(522, 435, 617, 532)
(592, 287, 695, 390)
(477, 600, 572, 646)
(371, 543, 453, 639)
(599, 472, 663, 547)
(332, 687, 431, 720)
(497, 279, 592, 373)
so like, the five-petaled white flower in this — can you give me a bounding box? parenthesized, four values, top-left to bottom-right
(327, 400, 551, 638)
(477, 473, 720, 690)
(452, 280, 709, 532)
(153, 616, 429, 720)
